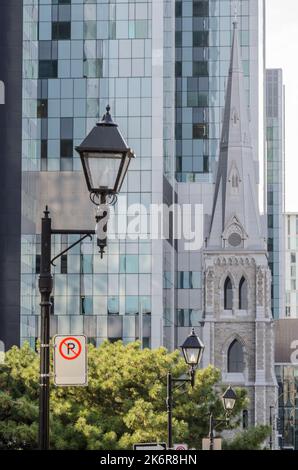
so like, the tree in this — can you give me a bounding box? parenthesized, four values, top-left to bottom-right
(0, 341, 247, 449)
(223, 425, 271, 450)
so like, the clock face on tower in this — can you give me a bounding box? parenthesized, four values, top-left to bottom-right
(228, 232, 242, 247)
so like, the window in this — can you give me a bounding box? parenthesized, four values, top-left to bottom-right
(239, 277, 248, 310)
(266, 126, 273, 140)
(177, 272, 190, 289)
(81, 254, 93, 274)
(228, 339, 244, 373)
(41, 140, 47, 160)
(177, 309, 201, 327)
(193, 123, 208, 139)
(83, 59, 103, 78)
(108, 296, 119, 315)
(61, 254, 67, 274)
(175, 1, 182, 17)
(291, 253, 296, 264)
(193, 61, 208, 77)
(140, 296, 151, 315)
(129, 20, 148, 39)
(36, 254, 41, 274)
(60, 139, 73, 158)
(37, 99, 48, 118)
(193, 1, 209, 17)
(242, 409, 248, 429)
(175, 61, 182, 77)
(191, 272, 201, 288)
(203, 155, 209, 173)
(267, 238, 273, 252)
(267, 192, 273, 205)
(120, 255, 138, 274)
(52, 22, 71, 40)
(177, 272, 201, 289)
(224, 277, 233, 310)
(175, 31, 182, 47)
(81, 296, 93, 315)
(39, 60, 58, 79)
(193, 31, 209, 47)
(268, 215, 273, 228)
(125, 296, 138, 315)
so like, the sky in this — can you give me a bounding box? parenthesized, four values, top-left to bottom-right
(266, 0, 298, 212)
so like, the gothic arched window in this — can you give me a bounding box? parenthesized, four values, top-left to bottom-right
(239, 277, 248, 309)
(224, 277, 233, 310)
(228, 339, 244, 373)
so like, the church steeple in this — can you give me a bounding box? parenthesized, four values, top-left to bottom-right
(207, 21, 263, 250)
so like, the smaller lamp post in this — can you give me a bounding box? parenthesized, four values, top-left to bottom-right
(167, 328, 205, 449)
(76, 105, 135, 257)
(209, 385, 237, 450)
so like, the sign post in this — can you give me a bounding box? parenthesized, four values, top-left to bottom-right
(54, 335, 88, 386)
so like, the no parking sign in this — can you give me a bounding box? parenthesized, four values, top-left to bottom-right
(54, 335, 88, 386)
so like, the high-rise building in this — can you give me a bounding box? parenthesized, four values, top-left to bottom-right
(0, 1, 23, 350)
(22, 0, 176, 350)
(285, 213, 298, 318)
(265, 69, 285, 318)
(20, 1, 265, 351)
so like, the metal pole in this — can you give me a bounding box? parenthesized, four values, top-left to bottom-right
(38, 208, 53, 450)
(269, 405, 274, 450)
(139, 301, 143, 349)
(167, 372, 172, 449)
(209, 413, 214, 450)
(96, 193, 108, 258)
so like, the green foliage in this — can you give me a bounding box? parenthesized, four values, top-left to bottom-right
(223, 425, 271, 450)
(0, 341, 247, 450)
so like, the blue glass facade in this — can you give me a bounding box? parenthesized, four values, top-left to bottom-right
(175, 0, 259, 183)
(22, 0, 177, 348)
(266, 69, 285, 318)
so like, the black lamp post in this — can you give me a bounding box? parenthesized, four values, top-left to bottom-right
(167, 328, 204, 449)
(38, 106, 133, 450)
(209, 385, 237, 450)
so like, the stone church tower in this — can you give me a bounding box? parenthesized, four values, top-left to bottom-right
(202, 21, 277, 429)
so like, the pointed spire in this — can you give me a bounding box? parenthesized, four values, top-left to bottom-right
(207, 22, 263, 250)
(229, 20, 241, 74)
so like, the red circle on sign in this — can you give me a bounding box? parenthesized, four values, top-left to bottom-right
(59, 337, 82, 360)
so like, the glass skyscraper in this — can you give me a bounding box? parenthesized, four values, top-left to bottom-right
(266, 69, 285, 318)
(21, 0, 265, 350)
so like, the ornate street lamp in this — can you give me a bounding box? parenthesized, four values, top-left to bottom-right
(76, 105, 135, 202)
(75, 105, 135, 257)
(180, 327, 205, 368)
(222, 385, 237, 412)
